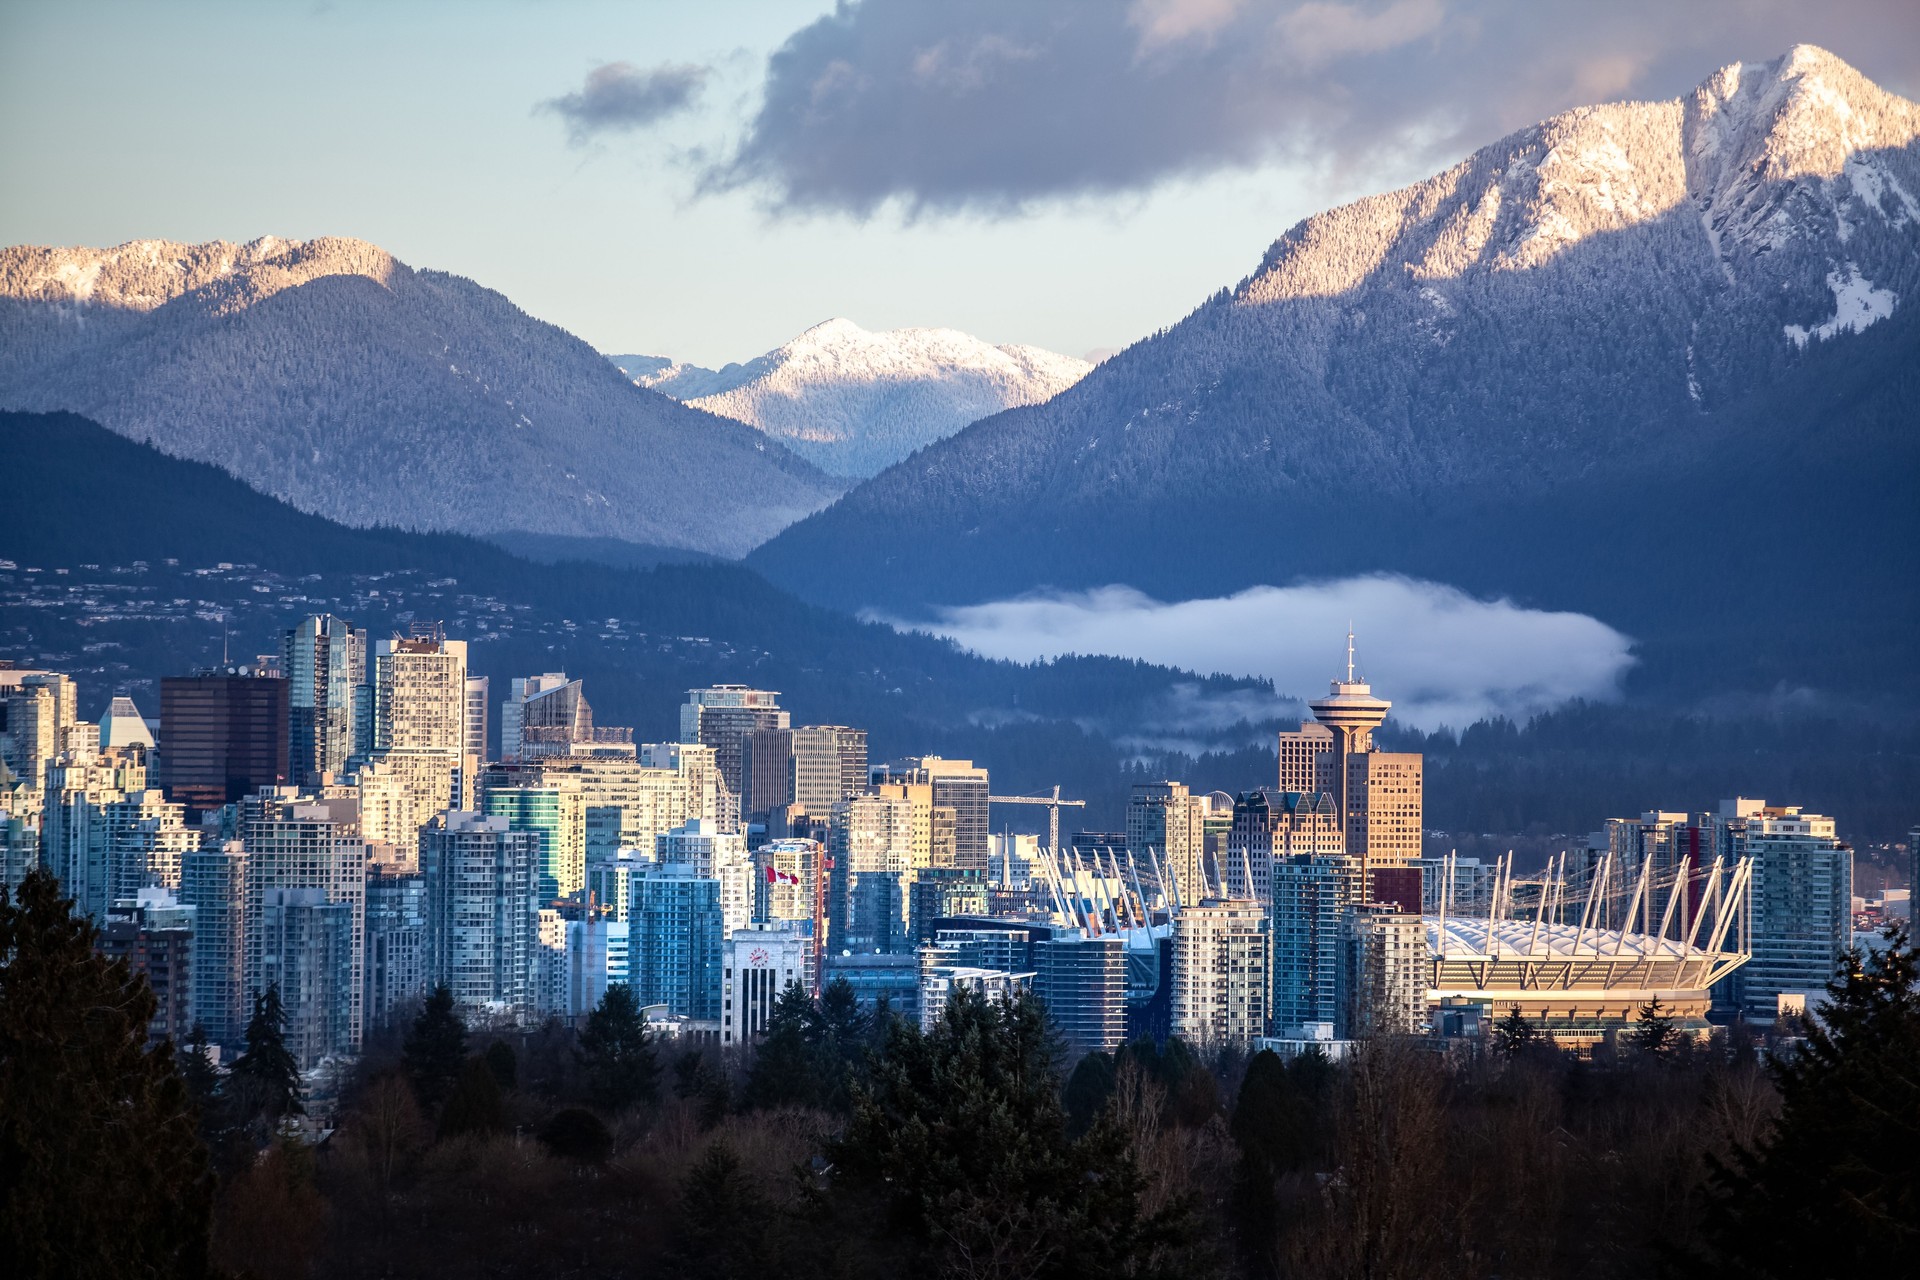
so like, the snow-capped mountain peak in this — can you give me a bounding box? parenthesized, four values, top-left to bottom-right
(612, 317, 1091, 477)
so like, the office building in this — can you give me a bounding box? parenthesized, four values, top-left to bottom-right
(97, 696, 155, 750)
(1276, 721, 1335, 793)
(366, 631, 469, 832)
(240, 790, 368, 1053)
(500, 673, 631, 762)
(1343, 904, 1428, 1036)
(283, 614, 367, 784)
(722, 921, 813, 1045)
(1734, 803, 1852, 1018)
(421, 811, 540, 1022)
(921, 964, 1034, 1033)
(641, 741, 738, 835)
(45, 749, 196, 921)
(464, 676, 489, 760)
(1035, 933, 1126, 1055)
(536, 908, 569, 1017)
(658, 817, 754, 937)
(630, 865, 723, 1021)
(182, 840, 249, 1049)
(1228, 789, 1344, 900)
(1127, 781, 1206, 908)
(1171, 899, 1271, 1046)
(873, 756, 991, 871)
(364, 848, 428, 1032)
(1307, 638, 1422, 886)
(0, 666, 80, 791)
(484, 782, 588, 902)
(754, 837, 821, 924)
(680, 685, 788, 812)
(910, 868, 989, 943)
(1271, 854, 1358, 1036)
(159, 668, 290, 818)
(487, 746, 726, 863)
(743, 724, 868, 827)
(564, 912, 614, 1018)
(257, 887, 357, 1068)
(829, 792, 917, 955)
(99, 889, 196, 1045)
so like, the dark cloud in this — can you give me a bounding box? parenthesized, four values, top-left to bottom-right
(708, 0, 1920, 215)
(541, 61, 709, 144)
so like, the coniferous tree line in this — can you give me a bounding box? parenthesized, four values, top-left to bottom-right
(5, 864, 1917, 1277)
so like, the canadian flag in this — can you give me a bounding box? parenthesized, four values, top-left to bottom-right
(765, 866, 800, 885)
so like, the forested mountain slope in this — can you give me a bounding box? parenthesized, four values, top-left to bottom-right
(0, 237, 845, 557)
(750, 47, 1920, 701)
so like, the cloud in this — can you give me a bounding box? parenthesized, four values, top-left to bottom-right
(710, 0, 1920, 215)
(881, 575, 1635, 731)
(540, 61, 710, 144)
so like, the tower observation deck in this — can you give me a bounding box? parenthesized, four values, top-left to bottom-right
(1306, 631, 1394, 855)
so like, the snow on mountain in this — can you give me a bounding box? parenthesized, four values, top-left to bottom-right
(0, 237, 846, 557)
(613, 318, 1092, 477)
(751, 46, 1920, 619)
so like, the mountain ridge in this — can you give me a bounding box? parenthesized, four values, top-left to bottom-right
(613, 317, 1090, 477)
(0, 235, 847, 558)
(747, 46, 1920, 702)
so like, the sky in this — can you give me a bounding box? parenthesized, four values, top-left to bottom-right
(3, 1, 1917, 368)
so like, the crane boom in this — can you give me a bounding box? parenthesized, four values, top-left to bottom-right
(987, 786, 1087, 852)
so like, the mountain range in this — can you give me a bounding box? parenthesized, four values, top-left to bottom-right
(611, 318, 1091, 477)
(749, 46, 1920, 702)
(6, 408, 1913, 840)
(0, 237, 846, 558)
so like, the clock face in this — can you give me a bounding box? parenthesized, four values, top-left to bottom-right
(748, 947, 770, 968)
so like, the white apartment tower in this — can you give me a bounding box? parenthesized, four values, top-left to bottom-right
(239, 790, 368, 1054)
(1171, 898, 1272, 1046)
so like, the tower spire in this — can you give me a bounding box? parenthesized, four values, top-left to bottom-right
(1346, 625, 1355, 684)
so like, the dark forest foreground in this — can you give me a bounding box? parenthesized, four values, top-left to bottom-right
(2, 867, 1915, 1279)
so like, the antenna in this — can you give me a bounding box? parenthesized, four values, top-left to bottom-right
(1345, 625, 1355, 683)
(222, 611, 229, 667)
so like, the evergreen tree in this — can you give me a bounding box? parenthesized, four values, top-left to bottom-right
(1492, 1006, 1539, 1058)
(0, 868, 213, 1278)
(403, 985, 467, 1112)
(1703, 926, 1920, 1276)
(1063, 1049, 1117, 1138)
(829, 986, 1190, 1278)
(438, 1055, 506, 1139)
(578, 984, 657, 1111)
(482, 1038, 518, 1092)
(743, 980, 824, 1110)
(179, 1020, 222, 1139)
(227, 983, 304, 1140)
(1625, 997, 1678, 1057)
(668, 1141, 777, 1280)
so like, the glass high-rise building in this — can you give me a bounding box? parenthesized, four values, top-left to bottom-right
(283, 614, 366, 785)
(1271, 853, 1356, 1036)
(421, 811, 540, 1022)
(158, 668, 289, 818)
(679, 686, 788, 814)
(630, 867, 722, 1020)
(1734, 804, 1852, 1018)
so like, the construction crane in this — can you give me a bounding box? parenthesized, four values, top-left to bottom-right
(987, 785, 1087, 853)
